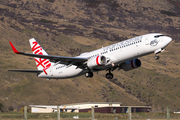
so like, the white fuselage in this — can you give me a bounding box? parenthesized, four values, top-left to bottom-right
(38, 33, 172, 79)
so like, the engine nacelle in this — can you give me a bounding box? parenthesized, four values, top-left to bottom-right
(87, 55, 107, 69)
(122, 58, 141, 71)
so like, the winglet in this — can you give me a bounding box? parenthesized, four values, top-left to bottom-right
(9, 41, 21, 54)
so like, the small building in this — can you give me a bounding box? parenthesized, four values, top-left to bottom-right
(63, 102, 122, 113)
(30, 102, 151, 113)
(80, 106, 151, 113)
(30, 105, 79, 113)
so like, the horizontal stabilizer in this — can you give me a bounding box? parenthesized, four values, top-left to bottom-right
(8, 69, 43, 73)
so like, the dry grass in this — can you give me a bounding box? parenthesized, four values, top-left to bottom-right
(72, 36, 97, 45)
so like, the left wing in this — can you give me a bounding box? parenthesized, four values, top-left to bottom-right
(9, 41, 88, 67)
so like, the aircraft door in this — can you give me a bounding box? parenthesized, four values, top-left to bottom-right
(161, 37, 163, 42)
(49, 69, 53, 77)
(145, 36, 149, 45)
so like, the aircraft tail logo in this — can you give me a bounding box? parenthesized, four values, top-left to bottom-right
(29, 38, 51, 73)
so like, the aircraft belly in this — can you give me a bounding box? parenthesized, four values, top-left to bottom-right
(55, 66, 84, 78)
(38, 66, 84, 79)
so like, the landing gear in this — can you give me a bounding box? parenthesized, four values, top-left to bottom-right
(106, 69, 114, 79)
(155, 54, 160, 60)
(106, 73, 114, 79)
(154, 48, 164, 60)
(85, 72, 93, 78)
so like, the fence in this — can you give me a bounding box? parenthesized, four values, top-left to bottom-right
(0, 106, 180, 120)
(1, 112, 180, 120)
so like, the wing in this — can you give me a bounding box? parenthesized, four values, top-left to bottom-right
(9, 41, 88, 67)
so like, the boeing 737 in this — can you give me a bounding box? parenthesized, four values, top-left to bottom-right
(8, 33, 172, 79)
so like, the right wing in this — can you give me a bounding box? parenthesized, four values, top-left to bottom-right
(9, 41, 88, 67)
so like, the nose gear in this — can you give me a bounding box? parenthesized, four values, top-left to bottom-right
(154, 48, 164, 60)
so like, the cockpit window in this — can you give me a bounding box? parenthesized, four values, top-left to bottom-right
(154, 35, 164, 38)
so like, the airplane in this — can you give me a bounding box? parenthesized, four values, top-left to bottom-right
(8, 33, 172, 79)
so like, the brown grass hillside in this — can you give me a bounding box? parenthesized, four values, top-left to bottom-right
(0, 0, 180, 112)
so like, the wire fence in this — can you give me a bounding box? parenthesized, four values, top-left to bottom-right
(0, 106, 180, 120)
(1, 112, 180, 120)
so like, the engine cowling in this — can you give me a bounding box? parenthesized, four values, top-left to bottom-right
(87, 55, 107, 69)
(122, 58, 141, 71)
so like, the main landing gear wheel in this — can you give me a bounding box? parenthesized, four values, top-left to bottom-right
(85, 72, 93, 78)
(106, 73, 114, 79)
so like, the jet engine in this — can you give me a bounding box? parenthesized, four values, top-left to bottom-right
(122, 58, 141, 71)
(87, 55, 107, 68)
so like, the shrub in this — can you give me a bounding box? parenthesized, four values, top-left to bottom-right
(8, 106, 14, 111)
(160, 10, 176, 16)
(0, 103, 4, 112)
(45, 0, 55, 3)
(40, 19, 57, 24)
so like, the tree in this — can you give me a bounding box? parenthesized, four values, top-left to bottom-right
(0, 103, 4, 112)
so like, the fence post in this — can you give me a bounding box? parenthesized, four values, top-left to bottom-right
(57, 106, 60, 120)
(167, 106, 170, 120)
(128, 107, 131, 120)
(92, 106, 94, 120)
(24, 106, 27, 120)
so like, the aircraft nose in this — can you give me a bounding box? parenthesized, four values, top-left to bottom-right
(166, 36, 172, 44)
